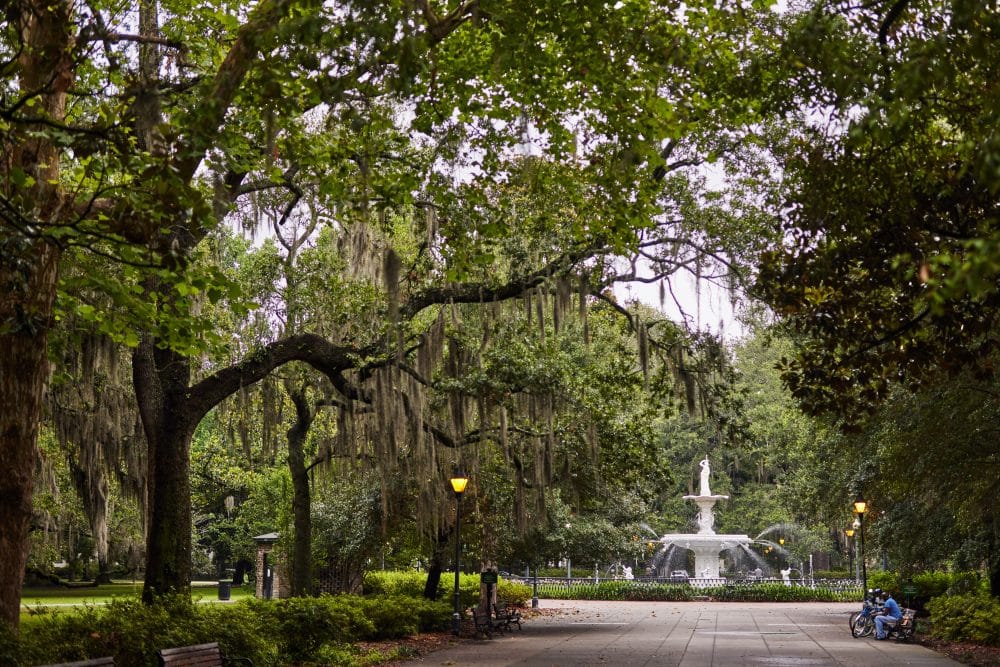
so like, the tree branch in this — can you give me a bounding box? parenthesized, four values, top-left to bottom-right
(187, 333, 374, 421)
(175, 0, 298, 182)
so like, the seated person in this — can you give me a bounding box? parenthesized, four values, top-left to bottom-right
(874, 591, 903, 639)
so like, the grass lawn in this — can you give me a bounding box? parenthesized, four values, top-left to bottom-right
(20, 581, 255, 609)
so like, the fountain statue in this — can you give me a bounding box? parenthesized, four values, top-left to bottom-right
(658, 455, 751, 580)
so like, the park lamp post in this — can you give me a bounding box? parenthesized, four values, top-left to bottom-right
(851, 518, 861, 583)
(853, 494, 868, 594)
(844, 525, 855, 584)
(532, 561, 539, 609)
(450, 469, 469, 636)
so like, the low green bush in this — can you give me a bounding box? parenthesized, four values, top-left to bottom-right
(16, 595, 272, 666)
(927, 593, 1000, 645)
(910, 571, 952, 599)
(948, 571, 985, 596)
(13, 590, 450, 666)
(259, 595, 376, 662)
(868, 570, 900, 594)
(497, 579, 532, 606)
(363, 570, 430, 598)
(710, 583, 852, 602)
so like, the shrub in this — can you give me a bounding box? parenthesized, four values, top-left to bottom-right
(359, 596, 420, 639)
(17, 596, 272, 666)
(355, 594, 451, 638)
(406, 596, 453, 633)
(868, 570, 900, 594)
(927, 593, 1000, 645)
(0, 622, 18, 666)
(910, 571, 952, 599)
(262, 595, 376, 661)
(15, 591, 448, 666)
(497, 579, 532, 606)
(947, 571, 983, 596)
(363, 570, 430, 598)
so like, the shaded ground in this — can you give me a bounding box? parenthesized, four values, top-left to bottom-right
(364, 607, 1000, 666)
(917, 636, 1000, 667)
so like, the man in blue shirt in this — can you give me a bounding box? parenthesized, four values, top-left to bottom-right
(875, 591, 903, 639)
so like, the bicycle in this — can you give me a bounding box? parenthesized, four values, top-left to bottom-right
(849, 593, 882, 638)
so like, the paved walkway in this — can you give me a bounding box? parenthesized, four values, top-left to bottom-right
(406, 600, 960, 666)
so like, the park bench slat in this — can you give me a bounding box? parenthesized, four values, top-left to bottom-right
(156, 642, 253, 667)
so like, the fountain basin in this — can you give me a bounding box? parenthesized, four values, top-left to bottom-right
(660, 534, 751, 579)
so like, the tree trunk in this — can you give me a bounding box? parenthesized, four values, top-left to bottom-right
(286, 383, 315, 597)
(2, 0, 73, 632)
(423, 560, 443, 601)
(422, 533, 451, 600)
(0, 245, 59, 631)
(989, 515, 1000, 600)
(134, 341, 197, 603)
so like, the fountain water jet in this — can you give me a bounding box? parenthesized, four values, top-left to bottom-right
(658, 456, 750, 580)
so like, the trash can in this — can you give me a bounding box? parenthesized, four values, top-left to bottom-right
(218, 579, 232, 601)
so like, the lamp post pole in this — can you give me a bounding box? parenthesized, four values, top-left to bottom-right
(845, 526, 855, 585)
(532, 564, 539, 608)
(853, 495, 868, 594)
(450, 470, 469, 636)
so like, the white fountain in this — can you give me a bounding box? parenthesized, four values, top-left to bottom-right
(659, 456, 750, 580)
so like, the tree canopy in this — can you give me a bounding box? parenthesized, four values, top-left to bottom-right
(754, 0, 1000, 421)
(2, 0, 773, 629)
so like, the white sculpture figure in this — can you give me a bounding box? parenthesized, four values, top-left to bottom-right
(699, 457, 711, 496)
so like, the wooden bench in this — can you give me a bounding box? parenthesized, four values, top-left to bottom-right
(40, 659, 115, 667)
(893, 608, 917, 640)
(494, 602, 522, 631)
(156, 642, 253, 666)
(471, 607, 506, 638)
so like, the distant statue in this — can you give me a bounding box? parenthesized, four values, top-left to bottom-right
(623, 566, 634, 580)
(699, 457, 712, 496)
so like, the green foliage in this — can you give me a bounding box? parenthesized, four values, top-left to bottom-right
(360, 596, 440, 639)
(362, 570, 531, 610)
(15, 595, 274, 666)
(497, 579, 533, 607)
(311, 478, 382, 573)
(13, 591, 452, 666)
(249, 596, 375, 662)
(710, 583, 852, 603)
(540, 581, 695, 602)
(927, 593, 1000, 645)
(948, 572, 987, 596)
(363, 571, 430, 598)
(535, 581, 854, 602)
(911, 572, 953, 600)
(868, 570, 900, 595)
(754, 1, 1000, 423)
(0, 622, 17, 666)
